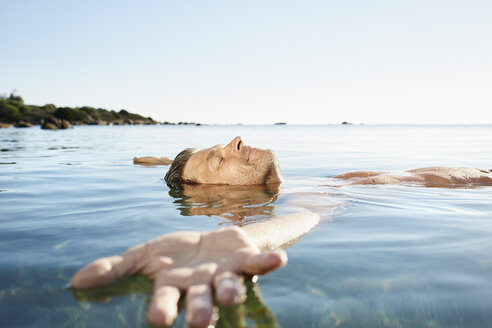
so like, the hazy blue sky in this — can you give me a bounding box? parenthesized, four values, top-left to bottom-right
(2, 0, 491, 124)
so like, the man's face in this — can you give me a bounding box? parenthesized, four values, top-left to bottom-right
(182, 136, 283, 185)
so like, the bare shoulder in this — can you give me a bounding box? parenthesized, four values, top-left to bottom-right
(407, 166, 490, 175)
(407, 167, 492, 187)
(333, 167, 492, 187)
(333, 170, 420, 185)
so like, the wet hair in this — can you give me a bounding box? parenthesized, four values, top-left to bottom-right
(164, 148, 196, 188)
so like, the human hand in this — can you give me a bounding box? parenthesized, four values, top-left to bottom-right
(71, 226, 287, 327)
(133, 156, 173, 165)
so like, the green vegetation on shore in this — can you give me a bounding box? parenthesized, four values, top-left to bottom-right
(0, 93, 159, 129)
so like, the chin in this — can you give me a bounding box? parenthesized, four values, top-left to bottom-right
(261, 152, 283, 185)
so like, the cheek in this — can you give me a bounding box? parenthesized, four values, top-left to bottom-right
(222, 162, 262, 184)
(220, 164, 243, 183)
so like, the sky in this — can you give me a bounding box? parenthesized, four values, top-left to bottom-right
(1, 0, 491, 124)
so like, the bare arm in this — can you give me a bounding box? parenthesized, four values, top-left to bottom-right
(242, 211, 319, 250)
(71, 212, 319, 328)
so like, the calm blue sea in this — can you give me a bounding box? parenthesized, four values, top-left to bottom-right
(1, 125, 492, 327)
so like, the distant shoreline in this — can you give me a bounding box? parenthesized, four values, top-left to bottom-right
(3, 96, 490, 128)
(0, 93, 203, 130)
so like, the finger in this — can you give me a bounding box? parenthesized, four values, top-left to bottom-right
(240, 249, 288, 275)
(213, 271, 246, 306)
(71, 255, 134, 288)
(186, 284, 214, 328)
(147, 285, 181, 327)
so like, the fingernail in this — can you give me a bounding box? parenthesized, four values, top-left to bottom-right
(187, 304, 212, 328)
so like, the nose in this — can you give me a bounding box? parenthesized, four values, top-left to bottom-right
(226, 136, 243, 153)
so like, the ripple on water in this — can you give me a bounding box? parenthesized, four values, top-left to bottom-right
(1, 125, 492, 328)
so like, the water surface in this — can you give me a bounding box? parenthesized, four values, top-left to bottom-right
(1, 125, 492, 327)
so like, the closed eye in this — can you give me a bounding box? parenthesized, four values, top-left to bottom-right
(208, 153, 224, 169)
(216, 157, 224, 168)
(207, 150, 224, 169)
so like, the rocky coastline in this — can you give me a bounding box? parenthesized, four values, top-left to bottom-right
(0, 93, 203, 130)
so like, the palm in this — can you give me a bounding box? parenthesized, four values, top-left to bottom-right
(141, 227, 256, 278)
(71, 227, 286, 328)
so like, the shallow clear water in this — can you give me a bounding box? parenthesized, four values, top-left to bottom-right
(1, 125, 492, 327)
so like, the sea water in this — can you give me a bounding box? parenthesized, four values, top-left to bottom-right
(1, 125, 492, 327)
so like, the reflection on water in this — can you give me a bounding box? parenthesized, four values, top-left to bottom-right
(217, 279, 279, 328)
(72, 275, 154, 303)
(168, 184, 280, 225)
(72, 275, 278, 328)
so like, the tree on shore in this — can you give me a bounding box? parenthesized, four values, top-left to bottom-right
(0, 93, 158, 126)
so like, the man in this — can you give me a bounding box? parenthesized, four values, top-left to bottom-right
(135, 136, 492, 188)
(74, 136, 492, 327)
(164, 136, 283, 187)
(73, 137, 309, 328)
(133, 136, 282, 186)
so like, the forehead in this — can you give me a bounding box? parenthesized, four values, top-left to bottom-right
(192, 144, 222, 161)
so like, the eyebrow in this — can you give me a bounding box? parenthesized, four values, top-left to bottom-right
(206, 150, 216, 162)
